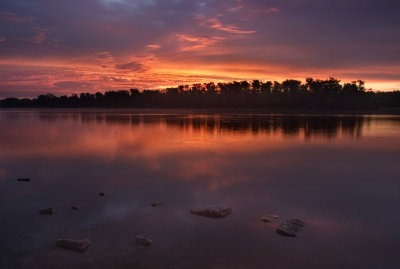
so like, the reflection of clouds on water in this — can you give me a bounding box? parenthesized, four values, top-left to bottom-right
(0, 168, 6, 180)
(1, 111, 400, 269)
(1, 111, 400, 192)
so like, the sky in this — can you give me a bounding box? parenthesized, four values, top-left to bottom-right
(0, 0, 399, 97)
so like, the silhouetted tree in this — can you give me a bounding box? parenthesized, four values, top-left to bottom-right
(1, 78, 399, 110)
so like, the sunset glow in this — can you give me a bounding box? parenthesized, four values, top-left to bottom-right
(1, 0, 399, 97)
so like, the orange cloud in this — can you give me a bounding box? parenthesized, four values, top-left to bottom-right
(146, 44, 161, 50)
(208, 18, 256, 34)
(175, 34, 224, 51)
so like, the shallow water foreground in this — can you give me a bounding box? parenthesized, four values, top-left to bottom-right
(1, 110, 400, 269)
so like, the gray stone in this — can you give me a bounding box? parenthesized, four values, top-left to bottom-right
(17, 178, 31, 182)
(190, 205, 232, 218)
(277, 219, 305, 237)
(136, 235, 152, 246)
(56, 239, 91, 252)
(39, 208, 54, 215)
(151, 201, 162, 207)
(261, 214, 279, 222)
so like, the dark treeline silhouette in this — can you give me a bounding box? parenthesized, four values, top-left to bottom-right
(1, 78, 400, 110)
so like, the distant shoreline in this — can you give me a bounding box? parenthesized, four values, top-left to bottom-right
(1, 79, 399, 112)
(1, 107, 400, 115)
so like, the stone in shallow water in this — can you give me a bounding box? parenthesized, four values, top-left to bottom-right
(71, 206, 79, 210)
(98, 192, 105, 196)
(151, 201, 162, 207)
(261, 215, 279, 222)
(136, 235, 152, 246)
(56, 239, 91, 252)
(276, 219, 305, 237)
(39, 208, 54, 215)
(17, 178, 31, 182)
(190, 205, 232, 218)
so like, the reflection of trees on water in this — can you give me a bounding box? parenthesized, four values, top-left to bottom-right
(12, 112, 385, 140)
(3, 111, 399, 139)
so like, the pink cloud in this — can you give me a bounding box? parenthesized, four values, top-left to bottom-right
(146, 44, 161, 50)
(0, 11, 35, 23)
(175, 34, 224, 51)
(208, 18, 256, 34)
(265, 7, 280, 14)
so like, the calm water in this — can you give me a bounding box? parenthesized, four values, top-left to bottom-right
(1, 110, 400, 269)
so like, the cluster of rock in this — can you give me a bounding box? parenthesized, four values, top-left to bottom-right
(18, 176, 110, 252)
(18, 177, 306, 254)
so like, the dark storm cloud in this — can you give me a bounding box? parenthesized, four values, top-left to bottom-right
(0, 0, 399, 97)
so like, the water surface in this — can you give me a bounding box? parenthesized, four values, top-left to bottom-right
(1, 110, 400, 269)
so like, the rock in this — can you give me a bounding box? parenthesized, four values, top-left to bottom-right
(98, 192, 105, 196)
(39, 208, 54, 215)
(261, 215, 279, 222)
(71, 206, 79, 210)
(276, 219, 305, 237)
(56, 239, 91, 252)
(17, 178, 31, 182)
(151, 201, 162, 207)
(136, 235, 152, 246)
(190, 205, 232, 218)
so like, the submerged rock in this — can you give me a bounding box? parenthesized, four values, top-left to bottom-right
(261, 215, 279, 222)
(17, 178, 31, 182)
(56, 239, 91, 252)
(276, 219, 305, 237)
(136, 235, 152, 246)
(39, 208, 54, 215)
(190, 205, 232, 218)
(71, 206, 79, 210)
(151, 201, 162, 207)
(98, 192, 105, 196)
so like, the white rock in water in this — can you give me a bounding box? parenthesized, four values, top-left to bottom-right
(261, 215, 279, 222)
(136, 235, 152, 246)
(276, 219, 305, 237)
(190, 205, 232, 218)
(56, 239, 91, 252)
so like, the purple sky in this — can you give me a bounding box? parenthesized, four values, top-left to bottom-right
(0, 0, 399, 97)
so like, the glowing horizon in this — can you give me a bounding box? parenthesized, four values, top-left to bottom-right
(0, 0, 399, 98)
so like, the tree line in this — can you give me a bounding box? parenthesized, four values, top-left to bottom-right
(1, 78, 400, 110)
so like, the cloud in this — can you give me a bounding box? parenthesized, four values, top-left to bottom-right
(228, 0, 244, 12)
(114, 61, 147, 72)
(0, 11, 35, 23)
(175, 34, 224, 51)
(146, 44, 161, 50)
(208, 18, 256, 34)
(265, 7, 280, 14)
(52, 81, 94, 91)
(0, 0, 399, 97)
